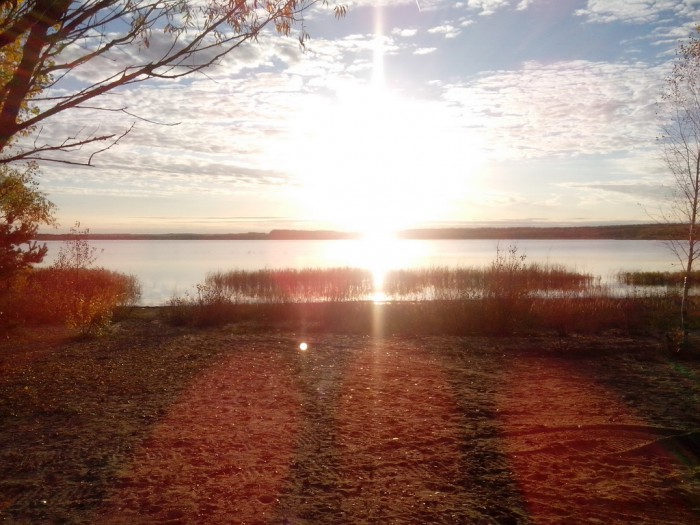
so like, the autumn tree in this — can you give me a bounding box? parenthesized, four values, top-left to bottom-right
(658, 27, 700, 335)
(0, 161, 56, 285)
(0, 0, 345, 166)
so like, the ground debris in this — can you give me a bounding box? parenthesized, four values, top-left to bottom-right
(0, 322, 698, 523)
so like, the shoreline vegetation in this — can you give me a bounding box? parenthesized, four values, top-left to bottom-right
(3, 242, 698, 337)
(161, 266, 685, 336)
(36, 223, 690, 241)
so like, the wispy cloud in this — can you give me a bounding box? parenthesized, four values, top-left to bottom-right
(576, 0, 700, 24)
(442, 60, 666, 159)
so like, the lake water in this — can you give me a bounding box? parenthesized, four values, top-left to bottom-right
(40, 239, 680, 306)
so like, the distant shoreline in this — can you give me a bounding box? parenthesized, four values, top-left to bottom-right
(36, 223, 688, 241)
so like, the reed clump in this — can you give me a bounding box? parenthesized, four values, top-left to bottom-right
(206, 267, 373, 303)
(617, 270, 700, 287)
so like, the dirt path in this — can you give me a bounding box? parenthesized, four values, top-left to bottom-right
(0, 323, 699, 524)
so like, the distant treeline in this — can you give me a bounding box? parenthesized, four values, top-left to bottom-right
(397, 224, 689, 240)
(36, 223, 689, 241)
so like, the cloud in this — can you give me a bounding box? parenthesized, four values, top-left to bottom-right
(576, 0, 700, 24)
(393, 28, 418, 37)
(33, 25, 388, 164)
(441, 59, 667, 160)
(565, 181, 669, 200)
(38, 70, 310, 198)
(56, 24, 279, 90)
(516, 0, 535, 10)
(466, 0, 512, 16)
(428, 24, 462, 38)
(37, 16, 422, 200)
(29, 0, 691, 231)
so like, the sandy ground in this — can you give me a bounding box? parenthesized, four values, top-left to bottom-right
(1, 317, 699, 524)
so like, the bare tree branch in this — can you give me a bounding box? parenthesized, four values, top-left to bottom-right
(0, 0, 345, 165)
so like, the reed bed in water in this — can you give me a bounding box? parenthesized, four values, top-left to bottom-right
(166, 266, 692, 334)
(205, 267, 373, 303)
(385, 264, 597, 300)
(202, 264, 597, 304)
(617, 270, 700, 287)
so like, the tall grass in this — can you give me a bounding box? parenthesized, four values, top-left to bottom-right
(197, 264, 595, 305)
(165, 262, 621, 333)
(384, 263, 596, 300)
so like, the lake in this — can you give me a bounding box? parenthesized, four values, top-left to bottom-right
(40, 239, 680, 306)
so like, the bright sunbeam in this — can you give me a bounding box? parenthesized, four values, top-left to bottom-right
(362, 230, 393, 303)
(372, 6, 385, 91)
(287, 88, 485, 235)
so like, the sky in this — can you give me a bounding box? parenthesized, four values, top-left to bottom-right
(37, 0, 700, 234)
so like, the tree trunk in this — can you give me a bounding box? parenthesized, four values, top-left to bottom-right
(681, 152, 700, 339)
(682, 271, 691, 334)
(0, 0, 71, 151)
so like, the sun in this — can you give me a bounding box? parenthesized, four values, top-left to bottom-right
(287, 85, 486, 236)
(280, 6, 488, 236)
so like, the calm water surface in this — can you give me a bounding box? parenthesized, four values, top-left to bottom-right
(41, 239, 678, 306)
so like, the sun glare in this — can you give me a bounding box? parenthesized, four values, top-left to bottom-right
(364, 232, 395, 303)
(323, 229, 424, 303)
(289, 85, 487, 236)
(283, 6, 489, 237)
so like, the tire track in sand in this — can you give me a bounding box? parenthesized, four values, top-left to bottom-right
(498, 356, 699, 524)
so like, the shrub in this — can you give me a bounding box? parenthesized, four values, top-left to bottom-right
(1, 267, 141, 335)
(1, 221, 142, 335)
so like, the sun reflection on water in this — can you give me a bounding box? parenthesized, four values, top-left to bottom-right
(322, 231, 425, 303)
